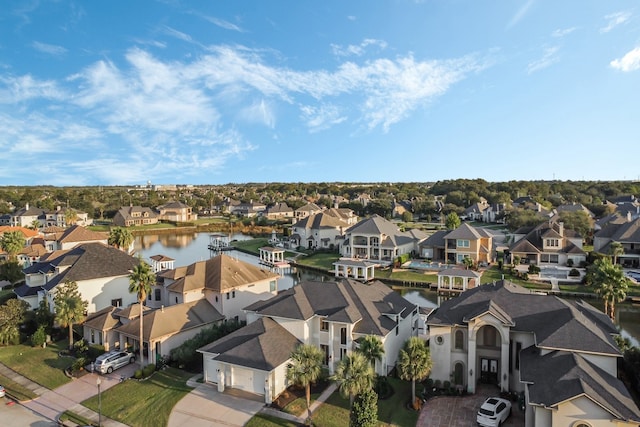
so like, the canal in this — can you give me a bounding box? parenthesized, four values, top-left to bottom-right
(134, 231, 640, 346)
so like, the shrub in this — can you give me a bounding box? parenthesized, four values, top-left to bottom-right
(350, 389, 378, 427)
(569, 268, 580, 277)
(497, 260, 503, 270)
(31, 325, 47, 347)
(434, 379, 442, 389)
(520, 272, 529, 281)
(88, 344, 105, 361)
(374, 376, 392, 399)
(566, 259, 574, 267)
(73, 339, 88, 357)
(424, 378, 434, 389)
(443, 380, 451, 390)
(72, 357, 87, 372)
(142, 363, 156, 377)
(528, 264, 540, 274)
(134, 369, 143, 379)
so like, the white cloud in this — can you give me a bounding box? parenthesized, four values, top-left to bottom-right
(527, 46, 560, 74)
(160, 26, 193, 43)
(0, 74, 65, 102)
(300, 104, 346, 133)
(551, 27, 576, 38)
(507, 0, 535, 29)
(610, 47, 640, 72)
(331, 39, 388, 57)
(32, 41, 67, 56)
(600, 11, 631, 33)
(203, 16, 244, 32)
(239, 99, 276, 128)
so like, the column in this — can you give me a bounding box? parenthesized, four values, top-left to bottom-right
(500, 335, 510, 392)
(467, 330, 477, 394)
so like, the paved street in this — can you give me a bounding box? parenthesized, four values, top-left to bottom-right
(1, 396, 57, 427)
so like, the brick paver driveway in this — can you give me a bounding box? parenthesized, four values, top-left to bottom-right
(417, 385, 524, 427)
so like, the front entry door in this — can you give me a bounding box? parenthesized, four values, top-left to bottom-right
(480, 358, 498, 384)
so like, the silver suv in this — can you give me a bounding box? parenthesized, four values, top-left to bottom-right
(95, 350, 135, 374)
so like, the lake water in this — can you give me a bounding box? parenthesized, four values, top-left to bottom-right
(134, 231, 639, 345)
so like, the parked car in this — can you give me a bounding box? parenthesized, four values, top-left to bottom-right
(477, 397, 511, 427)
(94, 350, 135, 374)
(626, 271, 640, 283)
(0, 384, 5, 398)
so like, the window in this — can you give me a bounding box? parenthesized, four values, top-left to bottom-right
(509, 340, 513, 372)
(340, 327, 347, 345)
(515, 342, 522, 370)
(90, 330, 95, 344)
(215, 296, 218, 302)
(321, 320, 329, 331)
(320, 344, 329, 365)
(340, 348, 348, 360)
(457, 239, 470, 248)
(232, 290, 236, 298)
(155, 289, 161, 301)
(269, 280, 276, 292)
(111, 298, 122, 307)
(455, 330, 464, 349)
(148, 293, 152, 300)
(226, 293, 230, 300)
(175, 296, 178, 304)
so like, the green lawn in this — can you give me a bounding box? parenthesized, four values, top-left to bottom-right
(374, 268, 437, 283)
(0, 340, 72, 389)
(82, 367, 193, 427)
(231, 238, 270, 255)
(0, 372, 38, 401)
(246, 414, 299, 427)
(311, 378, 419, 427)
(294, 252, 340, 271)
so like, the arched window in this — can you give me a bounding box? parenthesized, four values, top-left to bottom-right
(454, 362, 464, 385)
(573, 423, 591, 427)
(455, 330, 464, 350)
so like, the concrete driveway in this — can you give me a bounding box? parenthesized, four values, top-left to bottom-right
(169, 383, 265, 427)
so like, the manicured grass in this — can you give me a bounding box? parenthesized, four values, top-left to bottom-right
(558, 283, 594, 294)
(0, 372, 38, 401)
(59, 410, 97, 427)
(246, 413, 299, 427)
(282, 389, 323, 416)
(231, 238, 270, 255)
(312, 377, 419, 427)
(0, 340, 72, 389)
(374, 268, 437, 283)
(294, 252, 340, 271)
(82, 367, 193, 427)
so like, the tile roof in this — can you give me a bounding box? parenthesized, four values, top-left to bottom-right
(197, 317, 301, 371)
(0, 226, 40, 239)
(428, 281, 619, 356)
(166, 253, 279, 293)
(521, 347, 640, 422)
(116, 299, 223, 341)
(244, 279, 417, 337)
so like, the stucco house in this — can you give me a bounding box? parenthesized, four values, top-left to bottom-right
(9, 204, 46, 228)
(198, 278, 418, 403)
(340, 215, 428, 263)
(83, 304, 152, 351)
(157, 201, 197, 223)
(54, 225, 109, 251)
(419, 223, 493, 265)
(509, 220, 586, 267)
(264, 202, 294, 220)
(44, 206, 92, 227)
(289, 211, 350, 250)
(594, 216, 640, 269)
(154, 254, 280, 321)
(294, 202, 323, 221)
(427, 280, 640, 427)
(112, 206, 159, 227)
(15, 242, 140, 312)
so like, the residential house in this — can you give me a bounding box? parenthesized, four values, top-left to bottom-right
(15, 242, 140, 312)
(82, 304, 151, 351)
(463, 201, 489, 221)
(322, 207, 358, 225)
(112, 206, 159, 227)
(510, 220, 586, 267)
(0, 226, 40, 263)
(149, 254, 175, 273)
(554, 202, 594, 218)
(54, 225, 109, 251)
(294, 202, 323, 221)
(44, 206, 92, 227)
(230, 201, 266, 218)
(154, 254, 280, 321)
(264, 202, 294, 220)
(481, 203, 507, 223)
(9, 204, 46, 228)
(391, 199, 412, 219)
(198, 278, 418, 403)
(340, 215, 428, 263)
(594, 216, 640, 268)
(442, 223, 493, 265)
(157, 201, 197, 223)
(418, 230, 448, 260)
(427, 280, 640, 427)
(290, 211, 350, 250)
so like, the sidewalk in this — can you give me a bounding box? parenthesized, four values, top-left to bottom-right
(0, 361, 129, 426)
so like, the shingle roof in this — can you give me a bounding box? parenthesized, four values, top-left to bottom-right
(444, 223, 484, 240)
(428, 280, 619, 356)
(166, 254, 279, 293)
(521, 347, 640, 422)
(245, 279, 417, 337)
(345, 215, 400, 236)
(83, 306, 121, 331)
(116, 299, 223, 341)
(58, 225, 108, 244)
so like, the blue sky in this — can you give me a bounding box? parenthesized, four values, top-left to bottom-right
(1, 1, 639, 186)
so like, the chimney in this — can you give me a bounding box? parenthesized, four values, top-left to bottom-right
(26, 202, 29, 210)
(628, 211, 633, 223)
(161, 305, 164, 312)
(558, 222, 564, 236)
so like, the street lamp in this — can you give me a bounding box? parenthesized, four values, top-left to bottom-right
(96, 377, 102, 427)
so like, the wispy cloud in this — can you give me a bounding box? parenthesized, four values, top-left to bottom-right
(507, 0, 535, 29)
(160, 25, 193, 43)
(552, 27, 576, 38)
(610, 47, 640, 72)
(600, 11, 631, 33)
(527, 46, 560, 74)
(203, 15, 244, 32)
(300, 104, 347, 133)
(32, 41, 67, 56)
(0, 74, 65, 102)
(331, 39, 388, 57)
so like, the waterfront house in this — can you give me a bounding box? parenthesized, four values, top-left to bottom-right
(509, 220, 586, 267)
(113, 206, 159, 227)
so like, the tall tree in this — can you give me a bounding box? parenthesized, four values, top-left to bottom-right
(0, 299, 29, 345)
(609, 241, 624, 265)
(129, 256, 155, 367)
(445, 212, 461, 230)
(331, 352, 375, 408)
(108, 227, 134, 253)
(54, 280, 88, 350)
(357, 335, 385, 373)
(0, 231, 26, 261)
(286, 344, 324, 425)
(397, 337, 432, 405)
(64, 209, 78, 226)
(586, 257, 630, 320)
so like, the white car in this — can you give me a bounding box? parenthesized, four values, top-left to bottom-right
(0, 384, 5, 398)
(477, 397, 511, 427)
(94, 350, 135, 374)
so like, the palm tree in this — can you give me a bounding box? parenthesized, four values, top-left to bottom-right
(29, 219, 41, 230)
(397, 337, 432, 405)
(286, 344, 324, 425)
(462, 256, 474, 270)
(0, 231, 26, 261)
(54, 280, 88, 350)
(586, 257, 630, 320)
(64, 209, 78, 226)
(108, 227, 134, 253)
(331, 352, 375, 408)
(129, 256, 155, 367)
(609, 241, 624, 265)
(357, 335, 385, 373)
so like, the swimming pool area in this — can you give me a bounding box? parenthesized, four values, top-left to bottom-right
(404, 260, 456, 271)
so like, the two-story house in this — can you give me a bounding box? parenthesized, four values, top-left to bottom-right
(112, 206, 159, 227)
(427, 280, 640, 427)
(44, 206, 92, 227)
(289, 211, 350, 250)
(9, 204, 46, 228)
(442, 223, 493, 265)
(156, 201, 197, 223)
(197, 278, 418, 403)
(294, 202, 323, 221)
(594, 216, 640, 268)
(264, 202, 294, 220)
(509, 220, 586, 266)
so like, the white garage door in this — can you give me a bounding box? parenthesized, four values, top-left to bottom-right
(233, 367, 254, 392)
(204, 358, 219, 384)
